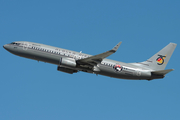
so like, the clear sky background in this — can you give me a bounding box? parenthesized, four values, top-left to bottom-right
(1, 0, 180, 120)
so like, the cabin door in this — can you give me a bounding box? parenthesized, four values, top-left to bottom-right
(23, 42, 28, 50)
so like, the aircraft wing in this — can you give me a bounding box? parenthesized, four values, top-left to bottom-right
(77, 42, 122, 66)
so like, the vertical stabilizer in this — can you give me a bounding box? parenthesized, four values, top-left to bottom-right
(140, 43, 177, 70)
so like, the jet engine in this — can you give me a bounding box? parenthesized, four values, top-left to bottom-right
(59, 57, 76, 67)
(57, 57, 78, 74)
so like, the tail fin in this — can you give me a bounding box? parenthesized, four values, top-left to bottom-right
(139, 43, 177, 70)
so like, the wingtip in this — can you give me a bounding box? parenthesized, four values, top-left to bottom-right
(112, 41, 122, 52)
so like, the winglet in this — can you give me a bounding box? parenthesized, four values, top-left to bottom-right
(112, 42, 122, 52)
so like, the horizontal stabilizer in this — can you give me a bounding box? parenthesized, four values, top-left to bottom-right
(151, 69, 174, 75)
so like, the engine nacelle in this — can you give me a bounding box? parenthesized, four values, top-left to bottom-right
(60, 57, 76, 67)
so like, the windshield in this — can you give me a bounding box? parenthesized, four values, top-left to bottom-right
(10, 42, 20, 45)
(10, 42, 16, 44)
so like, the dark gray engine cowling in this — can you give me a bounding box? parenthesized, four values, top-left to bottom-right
(60, 57, 76, 67)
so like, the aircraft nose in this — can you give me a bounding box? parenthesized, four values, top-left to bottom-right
(3, 44, 9, 50)
(3, 44, 7, 49)
(3, 44, 10, 51)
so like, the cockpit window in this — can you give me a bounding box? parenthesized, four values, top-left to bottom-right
(10, 42, 21, 46)
(10, 42, 16, 44)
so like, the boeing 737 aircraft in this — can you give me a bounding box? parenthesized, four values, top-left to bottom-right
(3, 41, 176, 80)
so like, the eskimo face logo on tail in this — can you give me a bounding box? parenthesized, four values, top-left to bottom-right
(113, 64, 123, 72)
(156, 55, 166, 65)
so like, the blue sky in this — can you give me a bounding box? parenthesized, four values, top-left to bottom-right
(1, 0, 180, 120)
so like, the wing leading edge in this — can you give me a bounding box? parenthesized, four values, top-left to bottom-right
(77, 42, 122, 66)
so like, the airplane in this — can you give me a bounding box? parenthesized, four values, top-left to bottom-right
(3, 41, 177, 80)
